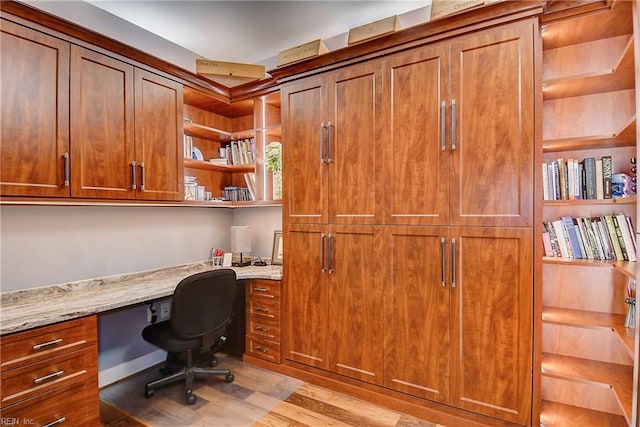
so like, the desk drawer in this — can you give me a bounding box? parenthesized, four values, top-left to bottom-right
(1, 316, 97, 372)
(245, 336, 281, 363)
(247, 279, 281, 300)
(1, 374, 99, 425)
(247, 298, 280, 322)
(247, 317, 281, 342)
(1, 347, 97, 408)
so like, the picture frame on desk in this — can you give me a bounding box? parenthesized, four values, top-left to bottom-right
(271, 230, 283, 265)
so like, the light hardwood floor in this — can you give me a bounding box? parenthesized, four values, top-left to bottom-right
(100, 355, 443, 427)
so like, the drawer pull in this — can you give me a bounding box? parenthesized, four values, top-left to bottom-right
(255, 326, 270, 332)
(254, 307, 269, 313)
(32, 338, 63, 350)
(43, 417, 66, 427)
(253, 287, 269, 292)
(254, 346, 269, 353)
(34, 370, 64, 384)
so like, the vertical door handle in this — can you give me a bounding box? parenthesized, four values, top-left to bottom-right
(328, 233, 334, 274)
(42, 418, 66, 427)
(326, 121, 333, 163)
(441, 101, 446, 152)
(139, 162, 145, 191)
(451, 99, 457, 150)
(131, 161, 137, 190)
(63, 152, 70, 186)
(441, 237, 446, 287)
(320, 122, 326, 163)
(451, 238, 456, 288)
(321, 233, 326, 273)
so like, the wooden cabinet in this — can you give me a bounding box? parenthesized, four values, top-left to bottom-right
(0, 316, 99, 425)
(284, 224, 385, 385)
(382, 19, 534, 228)
(281, 14, 536, 427)
(539, 2, 639, 426)
(0, 19, 70, 197)
(281, 60, 384, 224)
(384, 226, 533, 425)
(245, 279, 281, 363)
(70, 46, 183, 201)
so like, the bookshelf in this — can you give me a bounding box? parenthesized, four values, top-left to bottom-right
(181, 86, 281, 206)
(539, 2, 638, 426)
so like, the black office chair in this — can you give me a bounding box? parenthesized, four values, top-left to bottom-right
(142, 269, 237, 405)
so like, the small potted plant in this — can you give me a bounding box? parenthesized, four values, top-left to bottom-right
(265, 141, 282, 200)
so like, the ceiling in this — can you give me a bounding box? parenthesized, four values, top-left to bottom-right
(84, 1, 431, 68)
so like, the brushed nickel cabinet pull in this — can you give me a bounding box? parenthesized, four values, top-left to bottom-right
(139, 162, 145, 190)
(255, 346, 268, 353)
(255, 326, 270, 332)
(321, 233, 326, 273)
(43, 417, 66, 427)
(253, 287, 268, 292)
(254, 307, 269, 313)
(131, 161, 137, 190)
(326, 121, 333, 163)
(32, 338, 63, 350)
(63, 153, 70, 186)
(320, 122, 326, 163)
(451, 99, 457, 150)
(441, 237, 446, 287)
(34, 370, 64, 384)
(451, 238, 457, 288)
(441, 101, 446, 152)
(328, 233, 334, 274)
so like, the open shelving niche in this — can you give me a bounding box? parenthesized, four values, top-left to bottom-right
(539, 2, 638, 426)
(181, 85, 281, 207)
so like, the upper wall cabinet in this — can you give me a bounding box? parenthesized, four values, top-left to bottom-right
(70, 46, 183, 201)
(1, 19, 71, 197)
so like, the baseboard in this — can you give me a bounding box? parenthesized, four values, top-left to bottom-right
(99, 349, 166, 388)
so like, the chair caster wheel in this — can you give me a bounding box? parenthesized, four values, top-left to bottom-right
(225, 373, 235, 383)
(186, 391, 196, 405)
(209, 357, 218, 367)
(144, 388, 154, 398)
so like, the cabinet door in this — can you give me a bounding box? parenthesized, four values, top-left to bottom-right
(1, 20, 70, 197)
(281, 76, 328, 223)
(384, 226, 450, 401)
(70, 46, 135, 199)
(327, 63, 384, 224)
(283, 224, 329, 369)
(449, 226, 532, 424)
(134, 68, 184, 201)
(449, 20, 534, 227)
(328, 225, 385, 384)
(382, 43, 450, 225)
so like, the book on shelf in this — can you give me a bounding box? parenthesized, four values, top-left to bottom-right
(595, 159, 604, 200)
(225, 138, 256, 166)
(244, 172, 257, 201)
(543, 214, 636, 262)
(602, 155, 612, 199)
(223, 186, 252, 202)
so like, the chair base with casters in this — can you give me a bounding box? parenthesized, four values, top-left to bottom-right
(141, 269, 239, 405)
(143, 346, 234, 405)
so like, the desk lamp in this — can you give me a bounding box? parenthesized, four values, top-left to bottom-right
(230, 225, 252, 267)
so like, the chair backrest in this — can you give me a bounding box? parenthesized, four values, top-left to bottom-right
(169, 269, 237, 340)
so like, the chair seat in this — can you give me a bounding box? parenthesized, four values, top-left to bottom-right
(142, 320, 201, 353)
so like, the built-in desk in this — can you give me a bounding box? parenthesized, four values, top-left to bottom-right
(0, 262, 282, 424)
(0, 261, 282, 335)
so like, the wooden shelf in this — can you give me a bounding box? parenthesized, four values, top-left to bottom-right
(183, 120, 232, 142)
(541, 352, 633, 423)
(542, 306, 635, 357)
(542, 115, 636, 152)
(543, 195, 637, 206)
(613, 261, 636, 280)
(543, 35, 634, 100)
(540, 400, 628, 427)
(183, 158, 254, 172)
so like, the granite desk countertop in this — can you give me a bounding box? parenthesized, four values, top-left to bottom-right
(0, 261, 282, 335)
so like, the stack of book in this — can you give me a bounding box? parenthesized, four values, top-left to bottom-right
(543, 156, 613, 200)
(543, 214, 637, 261)
(223, 186, 253, 202)
(225, 138, 256, 165)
